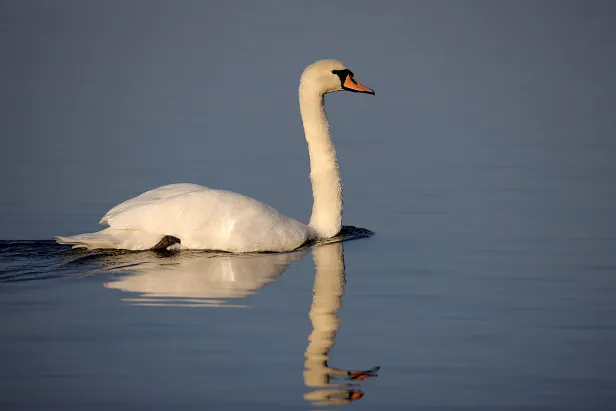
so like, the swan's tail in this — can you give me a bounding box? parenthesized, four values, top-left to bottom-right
(56, 228, 122, 250)
(56, 228, 162, 250)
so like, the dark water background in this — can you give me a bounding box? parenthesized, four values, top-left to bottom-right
(2, 2, 616, 410)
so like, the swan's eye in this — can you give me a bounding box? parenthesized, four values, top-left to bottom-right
(332, 69, 352, 85)
(332, 69, 353, 77)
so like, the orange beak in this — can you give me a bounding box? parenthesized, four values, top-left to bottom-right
(343, 75, 375, 95)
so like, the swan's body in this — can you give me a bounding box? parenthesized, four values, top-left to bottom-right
(56, 60, 374, 252)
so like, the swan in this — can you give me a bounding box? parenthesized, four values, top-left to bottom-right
(56, 59, 374, 252)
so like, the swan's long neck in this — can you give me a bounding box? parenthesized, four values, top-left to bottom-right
(299, 84, 342, 239)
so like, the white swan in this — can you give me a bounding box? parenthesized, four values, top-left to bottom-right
(56, 59, 374, 252)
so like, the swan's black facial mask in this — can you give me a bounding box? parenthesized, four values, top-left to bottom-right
(332, 69, 375, 95)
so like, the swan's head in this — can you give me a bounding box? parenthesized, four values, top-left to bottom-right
(300, 59, 374, 96)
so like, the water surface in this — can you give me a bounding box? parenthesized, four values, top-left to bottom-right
(2, 223, 615, 410)
(2, 2, 616, 410)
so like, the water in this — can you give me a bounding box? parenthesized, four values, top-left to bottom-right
(2, 2, 616, 410)
(3, 86, 616, 411)
(2, 131, 616, 410)
(2, 205, 616, 410)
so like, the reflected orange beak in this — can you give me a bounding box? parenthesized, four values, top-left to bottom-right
(343, 75, 375, 95)
(349, 390, 364, 401)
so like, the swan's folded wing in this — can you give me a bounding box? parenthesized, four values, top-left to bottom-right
(100, 183, 207, 225)
(102, 189, 310, 252)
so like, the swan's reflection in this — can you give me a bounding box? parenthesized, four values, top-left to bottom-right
(99, 226, 372, 308)
(102, 250, 306, 307)
(304, 242, 379, 406)
(98, 234, 379, 402)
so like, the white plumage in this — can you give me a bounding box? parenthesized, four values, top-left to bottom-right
(56, 60, 374, 252)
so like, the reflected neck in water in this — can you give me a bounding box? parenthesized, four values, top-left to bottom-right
(303, 242, 378, 406)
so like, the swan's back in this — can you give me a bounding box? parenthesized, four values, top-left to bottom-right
(100, 183, 206, 225)
(96, 184, 313, 252)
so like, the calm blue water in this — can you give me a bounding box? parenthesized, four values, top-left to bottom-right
(2, 201, 616, 410)
(3, 102, 616, 410)
(2, 2, 616, 410)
